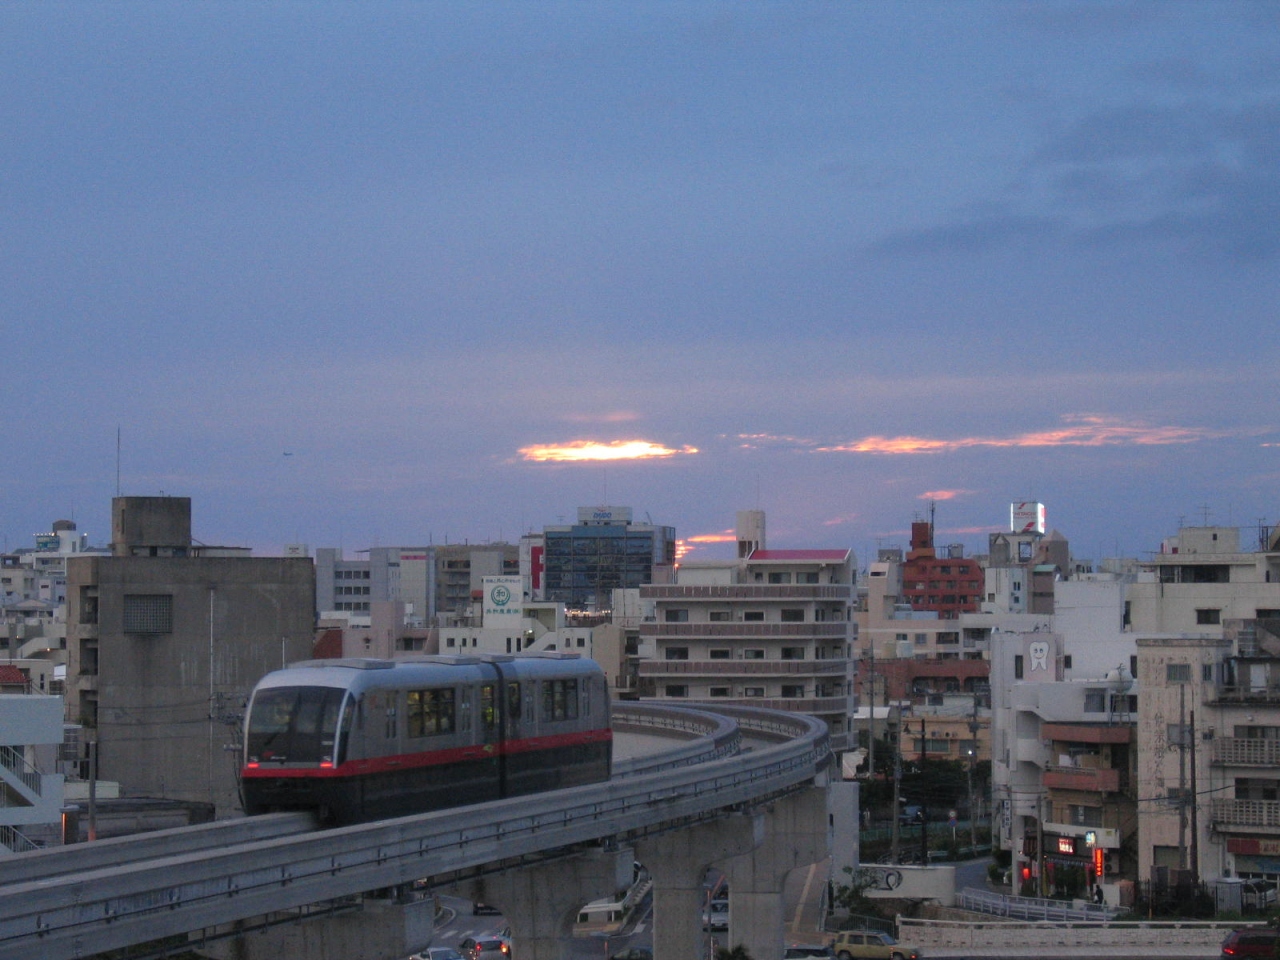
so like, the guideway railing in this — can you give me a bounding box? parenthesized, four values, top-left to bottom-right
(958, 886, 1120, 921)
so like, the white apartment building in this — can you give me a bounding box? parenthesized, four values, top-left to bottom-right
(637, 512, 856, 750)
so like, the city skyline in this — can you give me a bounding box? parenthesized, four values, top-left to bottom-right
(4, 3, 1277, 563)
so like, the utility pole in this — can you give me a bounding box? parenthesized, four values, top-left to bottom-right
(1189, 707, 1200, 883)
(890, 703, 901, 864)
(968, 691, 980, 849)
(919, 717, 929, 865)
(1177, 683, 1188, 870)
(866, 644, 876, 785)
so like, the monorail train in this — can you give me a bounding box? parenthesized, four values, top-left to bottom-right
(240, 653, 612, 824)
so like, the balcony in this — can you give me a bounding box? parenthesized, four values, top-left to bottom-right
(638, 659, 849, 677)
(1039, 723, 1133, 745)
(1212, 738, 1280, 767)
(1212, 798, 1280, 833)
(1043, 765, 1122, 793)
(640, 622, 851, 640)
(1210, 685, 1280, 705)
(640, 584, 850, 601)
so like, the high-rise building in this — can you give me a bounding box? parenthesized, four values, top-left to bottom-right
(537, 507, 676, 611)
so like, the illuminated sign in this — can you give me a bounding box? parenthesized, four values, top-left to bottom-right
(1094, 847, 1105, 878)
(1084, 831, 1097, 846)
(1056, 837, 1075, 855)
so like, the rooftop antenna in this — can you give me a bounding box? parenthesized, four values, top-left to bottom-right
(115, 426, 121, 497)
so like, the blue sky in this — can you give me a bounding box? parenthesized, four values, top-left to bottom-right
(4, 2, 1278, 565)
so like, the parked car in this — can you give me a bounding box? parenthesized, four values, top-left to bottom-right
(785, 945, 834, 959)
(473, 901, 503, 916)
(610, 949, 653, 960)
(459, 936, 511, 960)
(702, 898, 729, 931)
(1222, 928, 1279, 959)
(411, 949, 465, 960)
(830, 931, 921, 960)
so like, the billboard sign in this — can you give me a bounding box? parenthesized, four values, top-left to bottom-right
(1010, 501, 1046, 534)
(482, 576, 522, 627)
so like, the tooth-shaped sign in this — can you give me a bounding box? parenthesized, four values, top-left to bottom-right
(1029, 641, 1050, 672)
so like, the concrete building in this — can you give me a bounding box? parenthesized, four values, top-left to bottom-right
(637, 511, 855, 750)
(984, 572, 1140, 899)
(315, 543, 519, 627)
(65, 497, 315, 817)
(900, 520, 984, 619)
(0, 690, 66, 853)
(533, 506, 676, 611)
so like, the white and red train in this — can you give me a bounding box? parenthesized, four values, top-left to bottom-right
(240, 653, 612, 825)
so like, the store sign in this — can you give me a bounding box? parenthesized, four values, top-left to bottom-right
(1056, 837, 1076, 855)
(482, 576, 522, 627)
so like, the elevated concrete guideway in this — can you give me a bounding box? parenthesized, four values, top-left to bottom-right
(0, 702, 832, 960)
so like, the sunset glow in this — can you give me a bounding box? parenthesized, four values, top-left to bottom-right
(816, 417, 1221, 455)
(921, 489, 974, 501)
(518, 440, 699, 463)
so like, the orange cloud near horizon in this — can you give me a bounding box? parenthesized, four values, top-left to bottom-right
(519, 440, 699, 463)
(816, 416, 1221, 455)
(920, 489, 974, 501)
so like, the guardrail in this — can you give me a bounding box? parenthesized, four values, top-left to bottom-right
(957, 887, 1118, 921)
(611, 702, 742, 776)
(0, 704, 830, 960)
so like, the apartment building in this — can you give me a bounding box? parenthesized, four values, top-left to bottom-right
(637, 512, 855, 750)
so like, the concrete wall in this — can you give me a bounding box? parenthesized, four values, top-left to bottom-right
(898, 916, 1255, 956)
(67, 553, 315, 817)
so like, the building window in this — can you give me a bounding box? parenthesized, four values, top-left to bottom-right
(709, 649, 731, 660)
(743, 649, 765, 660)
(1063, 655, 1073, 670)
(781, 647, 805, 660)
(1069, 805, 1103, 827)
(123, 594, 173, 634)
(768, 572, 792, 584)
(743, 611, 765, 622)
(664, 685, 688, 698)
(1166, 663, 1192, 683)
(665, 608, 689, 622)
(797, 571, 819, 584)
(743, 686, 765, 697)
(781, 684, 804, 698)
(914, 633, 927, 645)
(781, 609, 804, 622)
(1083, 688, 1107, 713)
(1195, 608, 1222, 625)
(709, 611, 731, 622)
(709, 686, 731, 697)
(1014, 655, 1023, 679)
(665, 646, 689, 660)
(1203, 663, 1214, 682)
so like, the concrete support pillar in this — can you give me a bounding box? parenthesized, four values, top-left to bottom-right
(720, 787, 830, 960)
(448, 848, 634, 960)
(636, 813, 762, 960)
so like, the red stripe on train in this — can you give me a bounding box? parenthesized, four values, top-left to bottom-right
(242, 727, 612, 779)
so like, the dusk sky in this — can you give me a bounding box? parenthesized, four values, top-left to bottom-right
(4, 2, 1278, 567)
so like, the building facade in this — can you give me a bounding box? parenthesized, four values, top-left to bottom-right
(65, 497, 315, 817)
(637, 514, 855, 750)
(536, 506, 676, 611)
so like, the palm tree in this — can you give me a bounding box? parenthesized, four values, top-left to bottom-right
(715, 946, 753, 960)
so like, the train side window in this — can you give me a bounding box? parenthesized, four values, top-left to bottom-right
(507, 681, 521, 719)
(542, 679, 580, 721)
(407, 689, 456, 737)
(481, 683, 496, 735)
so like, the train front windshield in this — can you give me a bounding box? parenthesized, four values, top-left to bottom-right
(246, 686, 346, 765)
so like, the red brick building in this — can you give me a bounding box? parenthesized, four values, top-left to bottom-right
(900, 521, 983, 619)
